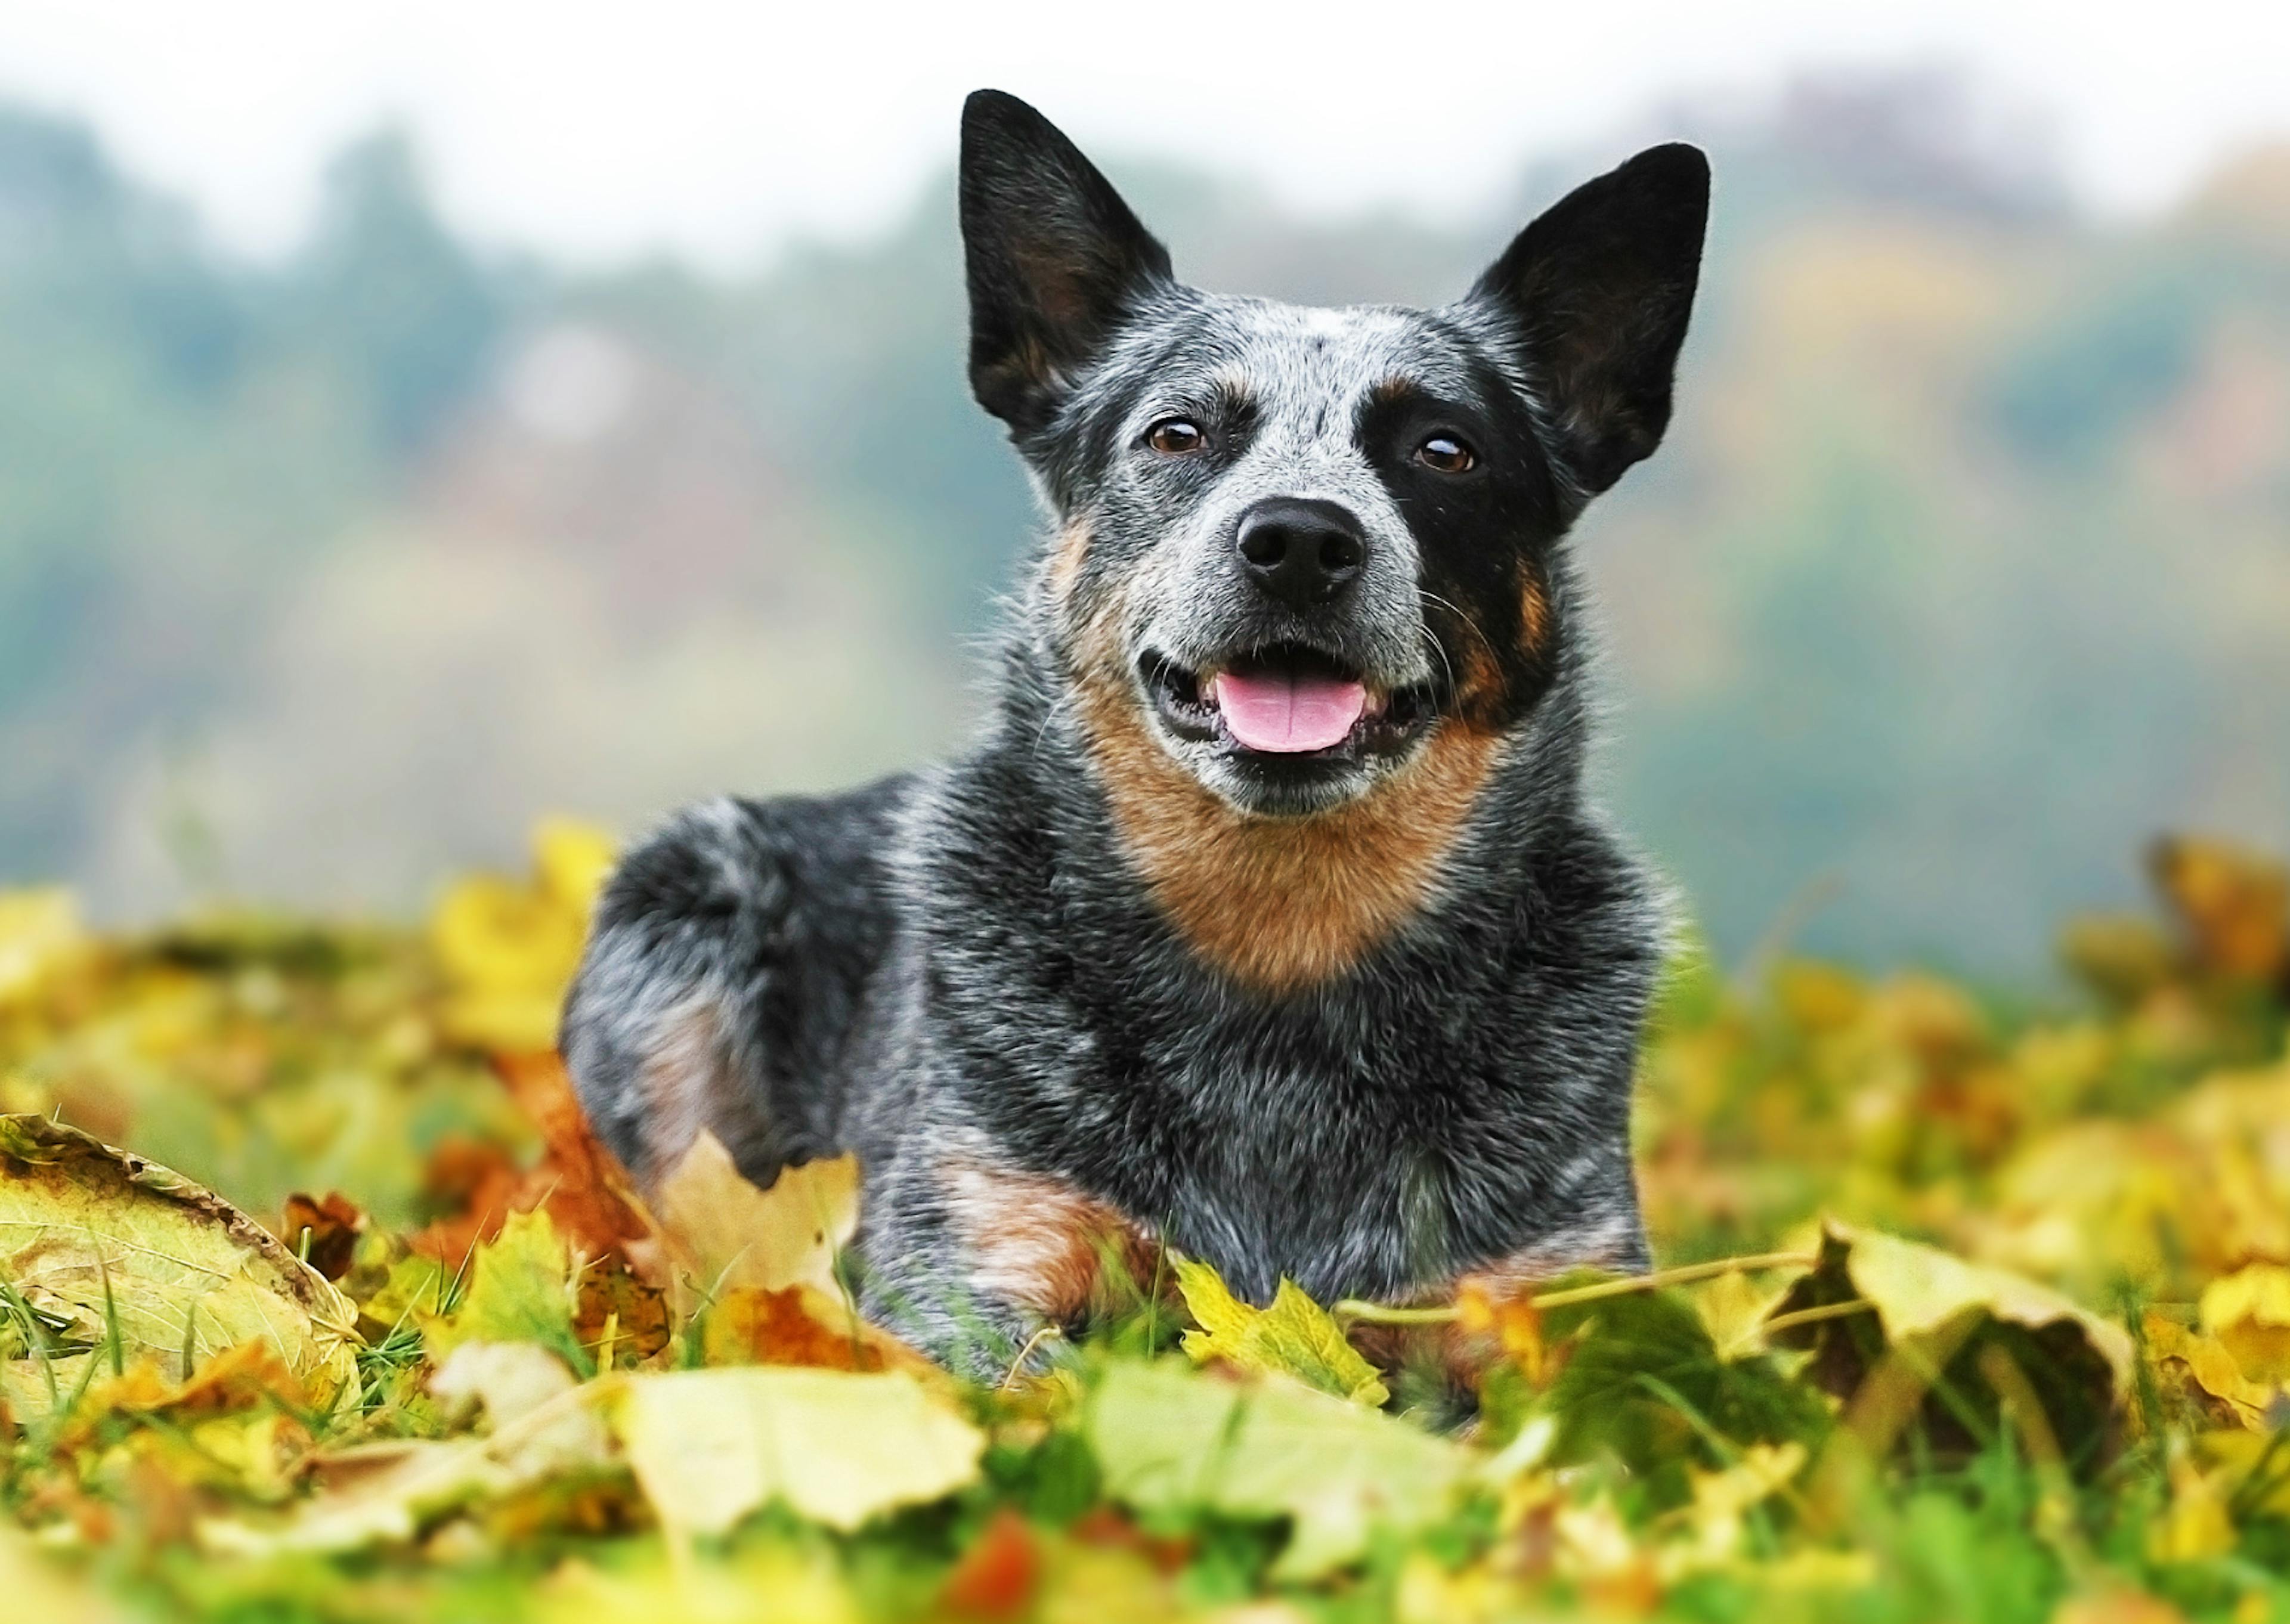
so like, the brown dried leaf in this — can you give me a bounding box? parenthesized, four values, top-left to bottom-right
(280, 1191, 366, 1282)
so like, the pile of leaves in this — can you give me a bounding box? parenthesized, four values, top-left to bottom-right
(3, 827, 2289, 1622)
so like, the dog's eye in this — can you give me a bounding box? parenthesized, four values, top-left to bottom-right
(1415, 435, 1477, 474)
(1146, 417, 1206, 455)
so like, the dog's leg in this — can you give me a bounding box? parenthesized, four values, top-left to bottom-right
(562, 798, 820, 1192)
(849, 1127, 1161, 1381)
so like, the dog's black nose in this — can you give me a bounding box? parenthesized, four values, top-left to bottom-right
(1234, 497, 1366, 609)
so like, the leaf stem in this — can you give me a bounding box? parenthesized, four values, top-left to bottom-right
(1761, 1298, 1876, 1335)
(1333, 1249, 1816, 1325)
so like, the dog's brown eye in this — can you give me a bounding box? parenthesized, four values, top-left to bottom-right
(1146, 417, 1206, 455)
(1416, 435, 1476, 474)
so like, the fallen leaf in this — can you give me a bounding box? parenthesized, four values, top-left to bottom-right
(612, 1366, 983, 1541)
(1686, 1266, 1804, 1363)
(702, 1283, 934, 1376)
(410, 1134, 528, 1265)
(2053, 1587, 2194, 1624)
(0, 1523, 134, 1621)
(1456, 1282, 1555, 1384)
(2143, 1312, 2271, 1428)
(0, 890, 86, 1007)
(200, 1349, 614, 1557)
(1782, 1221, 2133, 1511)
(104, 1338, 306, 1421)
(494, 1052, 660, 1270)
(939, 1507, 1041, 1618)
(651, 1132, 858, 1312)
(431, 1340, 610, 1478)
(1086, 1358, 1466, 1579)
(574, 1260, 672, 1368)
(1825, 1222, 2134, 1389)
(536, 1542, 860, 1624)
(1172, 1257, 1387, 1406)
(2199, 1263, 2290, 1387)
(430, 821, 614, 1055)
(420, 1208, 585, 1372)
(278, 1191, 366, 1282)
(0, 1113, 358, 1417)
(2150, 836, 2288, 986)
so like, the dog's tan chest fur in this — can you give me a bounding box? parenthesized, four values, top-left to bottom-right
(1075, 669, 1499, 993)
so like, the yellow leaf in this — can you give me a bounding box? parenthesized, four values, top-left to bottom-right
(1824, 1220, 2135, 1394)
(1085, 1358, 1465, 1580)
(652, 1132, 857, 1313)
(2200, 1263, 2290, 1386)
(534, 818, 618, 916)
(1673, 1442, 1808, 1574)
(420, 1209, 584, 1369)
(2147, 1448, 2238, 1564)
(0, 1524, 133, 1622)
(428, 821, 613, 1053)
(431, 1340, 611, 1477)
(0, 890, 84, 1007)
(1688, 1266, 1803, 1362)
(202, 1345, 614, 1557)
(1173, 1257, 1387, 1406)
(1456, 1282, 1551, 1381)
(537, 1543, 859, 1624)
(2143, 1312, 2271, 1425)
(612, 1366, 983, 1540)
(0, 1113, 358, 1417)
(2053, 1588, 2194, 1624)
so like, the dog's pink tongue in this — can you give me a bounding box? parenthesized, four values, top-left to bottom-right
(1211, 669, 1367, 753)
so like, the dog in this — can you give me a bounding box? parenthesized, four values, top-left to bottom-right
(563, 89, 1709, 1376)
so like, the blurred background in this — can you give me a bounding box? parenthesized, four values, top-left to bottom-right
(0, 2, 2285, 978)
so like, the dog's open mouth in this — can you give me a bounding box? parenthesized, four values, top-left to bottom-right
(1142, 644, 1432, 759)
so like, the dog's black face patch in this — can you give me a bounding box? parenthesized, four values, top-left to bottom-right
(959, 91, 1707, 817)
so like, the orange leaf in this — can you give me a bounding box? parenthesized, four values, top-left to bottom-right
(939, 1508, 1041, 1618)
(701, 1284, 934, 1377)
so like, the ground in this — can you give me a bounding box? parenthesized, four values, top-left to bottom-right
(2, 822, 2288, 1623)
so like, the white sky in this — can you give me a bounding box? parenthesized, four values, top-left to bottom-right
(1, 1, 2284, 268)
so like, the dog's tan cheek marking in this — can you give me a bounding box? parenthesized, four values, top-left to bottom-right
(636, 995, 738, 1187)
(1047, 520, 1091, 603)
(1075, 638, 1502, 993)
(939, 1157, 1157, 1325)
(1518, 569, 1551, 661)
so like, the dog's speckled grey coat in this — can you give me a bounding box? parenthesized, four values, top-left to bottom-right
(564, 91, 1709, 1374)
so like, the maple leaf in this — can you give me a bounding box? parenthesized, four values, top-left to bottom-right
(419, 1208, 586, 1374)
(649, 1130, 858, 1313)
(1171, 1256, 1388, 1406)
(407, 1053, 663, 1291)
(701, 1283, 935, 1377)
(429, 820, 616, 1055)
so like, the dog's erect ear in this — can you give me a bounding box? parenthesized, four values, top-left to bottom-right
(1468, 144, 1709, 495)
(960, 90, 1173, 434)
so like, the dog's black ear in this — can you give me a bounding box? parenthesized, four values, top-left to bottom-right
(1468, 144, 1709, 494)
(960, 90, 1173, 434)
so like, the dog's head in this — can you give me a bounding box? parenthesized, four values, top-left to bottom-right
(961, 90, 1707, 819)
